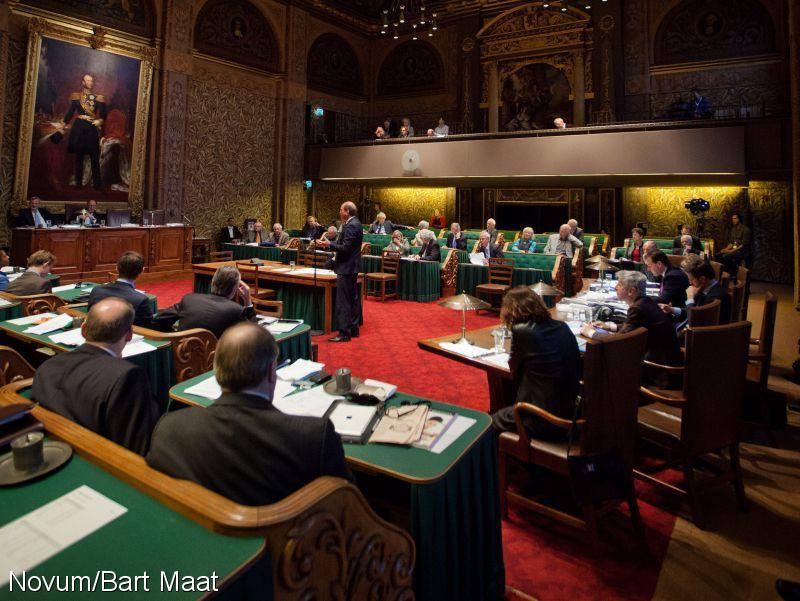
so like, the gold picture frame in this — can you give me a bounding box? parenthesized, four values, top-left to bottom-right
(12, 16, 156, 216)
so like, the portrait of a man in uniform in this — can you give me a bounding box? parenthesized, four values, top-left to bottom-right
(26, 37, 142, 203)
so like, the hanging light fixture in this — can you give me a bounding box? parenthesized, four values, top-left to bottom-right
(539, 0, 601, 12)
(383, 1, 435, 41)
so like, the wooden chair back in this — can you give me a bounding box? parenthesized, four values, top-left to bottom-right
(360, 242, 371, 256)
(687, 298, 720, 327)
(580, 328, 648, 466)
(0, 292, 68, 316)
(752, 291, 777, 385)
(210, 250, 233, 262)
(729, 281, 745, 325)
(709, 260, 723, 281)
(106, 271, 118, 283)
(737, 265, 751, 318)
(64, 202, 86, 223)
(380, 251, 401, 275)
(680, 322, 751, 455)
(253, 299, 283, 319)
(667, 255, 684, 269)
(0, 346, 34, 386)
(134, 327, 217, 383)
(487, 258, 514, 286)
(298, 249, 328, 268)
(0, 382, 416, 599)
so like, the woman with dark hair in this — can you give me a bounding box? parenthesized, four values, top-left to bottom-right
(491, 286, 581, 440)
(624, 227, 646, 262)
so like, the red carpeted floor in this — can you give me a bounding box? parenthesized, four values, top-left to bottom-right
(148, 279, 679, 600)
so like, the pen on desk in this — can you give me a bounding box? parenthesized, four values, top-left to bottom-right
(276, 358, 291, 369)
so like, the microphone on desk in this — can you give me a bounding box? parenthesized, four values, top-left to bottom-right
(182, 214, 191, 225)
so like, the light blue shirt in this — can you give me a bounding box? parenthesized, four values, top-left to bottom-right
(32, 209, 46, 228)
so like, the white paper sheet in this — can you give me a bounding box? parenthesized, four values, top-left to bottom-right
(7, 273, 23, 282)
(581, 290, 619, 302)
(438, 341, 494, 359)
(290, 267, 334, 276)
(51, 284, 77, 293)
(0, 485, 127, 587)
(362, 378, 397, 399)
(276, 358, 325, 381)
(429, 415, 476, 454)
(183, 376, 295, 402)
(121, 340, 156, 358)
(268, 267, 293, 273)
(0, 298, 13, 307)
(328, 403, 378, 437)
(273, 385, 340, 417)
(7, 313, 58, 326)
(0, 266, 14, 273)
(23, 313, 73, 335)
(49, 328, 143, 347)
(469, 252, 487, 266)
(266, 320, 302, 334)
(256, 315, 278, 324)
(246, 242, 259, 246)
(482, 353, 510, 370)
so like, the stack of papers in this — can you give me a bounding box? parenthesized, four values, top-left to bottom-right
(7, 273, 23, 282)
(328, 403, 378, 438)
(469, 253, 487, 266)
(0, 298, 13, 308)
(276, 358, 325, 381)
(7, 313, 58, 326)
(184, 375, 295, 402)
(50, 328, 143, 347)
(273, 385, 340, 417)
(482, 353, 510, 370)
(360, 378, 397, 400)
(439, 341, 494, 359)
(120, 340, 157, 358)
(266, 320, 303, 334)
(24, 313, 73, 334)
(291, 267, 334, 276)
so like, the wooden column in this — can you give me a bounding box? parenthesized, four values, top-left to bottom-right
(572, 50, 586, 127)
(791, 0, 800, 308)
(487, 61, 499, 133)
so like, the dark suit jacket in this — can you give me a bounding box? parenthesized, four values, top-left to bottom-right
(654, 267, 689, 308)
(368, 220, 394, 235)
(619, 296, 681, 365)
(329, 216, 363, 275)
(31, 344, 160, 455)
(300, 225, 324, 239)
(88, 281, 153, 327)
(418, 240, 441, 261)
(691, 281, 732, 324)
(476, 243, 504, 259)
(152, 293, 255, 339)
(15, 207, 53, 227)
(219, 225, 243, 244)
(672, 235, 702, 254)
(146, 392, 350, 506)
(573, 227, 584, 241)
(445, 232, 467, 250)
(6, 271, 52, 296)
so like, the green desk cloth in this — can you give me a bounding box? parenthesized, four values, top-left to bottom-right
(226, 243, 284, 263)
(168, 380, 505, 601)
(274, 324, 312, 363)
(54, 283, 158, 315)
(0, 319, 172, 407)
(360, 256, 441, 302)
(0, 302, 22, 321)
(0, 449, 265, 600)
(456, 264, 557, 306)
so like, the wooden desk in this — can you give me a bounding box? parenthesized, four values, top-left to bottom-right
(193, 261, 363, 334)
(11, 226, 193, 281)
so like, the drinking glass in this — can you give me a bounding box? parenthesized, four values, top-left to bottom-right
(100, 219, 106, 227)
(289, 261, 296, 271)
(491, 329, 505, 353)
(143, 218, 149, 227)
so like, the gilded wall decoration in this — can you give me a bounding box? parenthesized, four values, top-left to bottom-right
(307, 33, 363, 97)
(367, 187, 456, 228)
(165, 0, 193, 51)
(748, 181, 792, 284)
(653, 0, 775, 65)
(20, 0, 155, 38)
(622, 0, 648, 117)
(377, 40, 444, 97)
(156, 71, 188, 219)
(183, 75, 276, 238)
(194, 0, 279, 72)
(314, 181, 361, 225)
(282, 6, 308, 229)
(0, 37, 26, 245)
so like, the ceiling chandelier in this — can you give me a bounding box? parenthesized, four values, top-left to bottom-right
(540, 0, 607, 11)
(381, 1, 438, 41)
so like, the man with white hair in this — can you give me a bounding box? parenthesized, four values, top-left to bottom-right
(486, 218, 499, 244)
(672, 224, 702, 255)
(553, 117, 567, 129)
(369, 212, 394, 235)
(414, 229, 440, 261)
(267, 222, 290, 246)
(475, 230, 503, 263)
(413, 220, 430, 246)
(444, 222, 467, 250)
(543, 224, 583, 257)
(511, 227, 536, 253)
(567, 219, 583, 241)
(581, 270, 680, 365)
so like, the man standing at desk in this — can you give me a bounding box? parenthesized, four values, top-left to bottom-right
(317, 201, 362, 342)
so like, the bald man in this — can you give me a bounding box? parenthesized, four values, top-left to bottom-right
(32, 298, 160, 455)
(147, 323, 349, 505)
(567, 219, 583, 241)
(543, 224, 583, 258)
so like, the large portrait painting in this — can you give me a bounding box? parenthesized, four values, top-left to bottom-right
(501, 63, 572, 131)
(14, 18, 155, 213)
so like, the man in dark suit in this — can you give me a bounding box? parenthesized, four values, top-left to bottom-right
(475, 230, 504, 262)
(15, 196, 53, 228)
(416, 229, 441, 261)
(32, 298, 160, 455)
(644, 251, 689, 308)
(219, 217, 242, 244)
(317, 201, 362, 342)
(672, 225, 702, 255)
(368, 212, 394, 235)
(567, 219, 584, 241)
(146, 322, 349, 505)
(89, 251, 153, 327)
(152, 265, 255, 339)
(583, 270, 681, 366)
(661, 258, 732, 325)
(444, 222, 467, 250)
(7, 250, 56, 296)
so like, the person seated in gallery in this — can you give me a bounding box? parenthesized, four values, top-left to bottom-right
(567, 218, 583, 240)
(219, 217, 242, 244)
(643, 251, 689, 308)
(300, 215, 324, 239)
(412, 220, 430, 246)
(582, 270, 681, 366)
(73, 199, 103, 225)
(444, 222, 467, 250)
(491, 287, 580, 441)
(553, 117, 567, 129)
(543, 224, 583, 258)
(152, 265, 256, 340)
(690, 88, 713, 119)
(381, 115, 398, 138)
(247, 220, 266, 244)
(434, 117, 449, 137)
(414, 229, 441, 262)
(267, 222, 290, 246)
(0, 248, 10, 291)
(511, 227, 536, 253)
(385, 230, 410, 256)
(369, 212, 394, 235)
(426, 128, 435, 137)
(15, 196, 53, 228)
(401, 117, 414, 137)
(374, 126, 389, 140)
(6, 250, 56, 296)
(321, 225, 338, 242)
(672, 224, 702, 255)
(486, 218, 499, 244)
(660, 255, 732, 325)
(717, 212, 751, 275)
(675, 234, 700, 256)
(430, 208, 446, 230)
(88, 251, 153, 327)
(475, 230, 504, 262)
(623, 227, 646, 262)
(146, 322, 349, 506)
(32, 298, 160, 456)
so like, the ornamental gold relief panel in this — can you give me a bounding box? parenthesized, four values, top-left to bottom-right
(368, 187, 456, 228)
